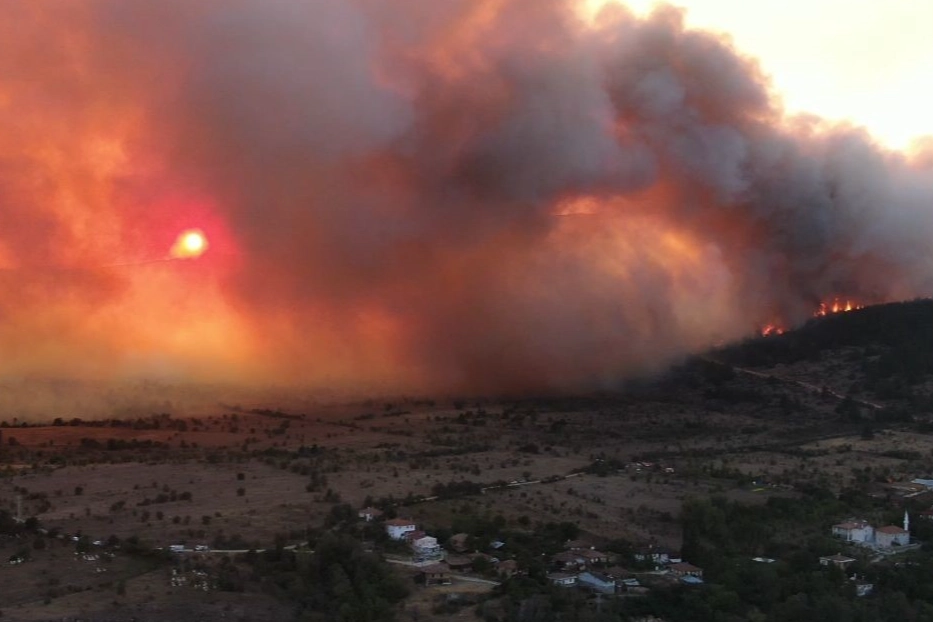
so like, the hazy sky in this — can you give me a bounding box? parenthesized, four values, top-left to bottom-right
(586, 0, 933, 150)
(2, 0, 933, 399)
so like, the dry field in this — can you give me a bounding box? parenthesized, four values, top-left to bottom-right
(0, 347, 929, 619)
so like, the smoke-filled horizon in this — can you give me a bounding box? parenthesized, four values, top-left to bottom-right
(1, 0, 932, 396)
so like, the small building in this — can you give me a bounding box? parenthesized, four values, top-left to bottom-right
(578, 571, 617, 594)
(552, 550, 586, 571)
(875, 525, 909, 548)
(819, 554, 856, 569)
(358, 507, 383, 522)
(634, 546, 671, 566)
(578, 549, 611, 566)
(832, 520, 874, 543)
(412, 535, 443, 562)
(420, 563, 450, 586)
(918, 507, 933, 521)
(669, 562, 703, 579)
(547, 572, 577, 588)
(385, 518, 417, 541)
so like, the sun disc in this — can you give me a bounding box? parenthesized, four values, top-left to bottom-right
(171, 229, 209, 258)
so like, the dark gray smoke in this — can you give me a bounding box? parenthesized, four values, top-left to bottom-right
(0, 0, 930, 397)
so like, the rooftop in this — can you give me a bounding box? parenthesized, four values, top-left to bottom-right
(386, 518, 416, 527)
(670, 562, 702, 573)
(420, 563, 447, 574)
(833, 520, 871, 530)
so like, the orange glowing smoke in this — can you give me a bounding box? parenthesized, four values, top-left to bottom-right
(814, 299, 863, 317)
(170, 229, 208, 259)
(0, 1, 931, 398)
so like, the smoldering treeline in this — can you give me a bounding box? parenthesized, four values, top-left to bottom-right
(0, 0, 931, 396)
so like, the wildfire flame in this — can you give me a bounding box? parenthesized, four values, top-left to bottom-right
(761, 324, 784, 337)
(762, 298, 864, 336)
(814, 298, 863, 317)
(170, 229, 208, 259)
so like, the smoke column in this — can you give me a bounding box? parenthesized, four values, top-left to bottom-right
(0, 0, 931, 396)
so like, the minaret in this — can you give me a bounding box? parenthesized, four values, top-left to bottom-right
(904, 510, 910, 533)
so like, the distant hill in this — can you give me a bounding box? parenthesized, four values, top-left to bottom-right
(711, 298, 933, 408)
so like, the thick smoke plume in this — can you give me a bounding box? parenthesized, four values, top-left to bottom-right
(1, 0, 932, 397)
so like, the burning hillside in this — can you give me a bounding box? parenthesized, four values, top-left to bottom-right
(0, 0, 931, 394)
(815, 299, 864, 317)
(761, 298, 866, 336)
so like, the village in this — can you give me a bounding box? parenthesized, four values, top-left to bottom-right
(351, 474, 933, 605)
(356, 504, 708, 595)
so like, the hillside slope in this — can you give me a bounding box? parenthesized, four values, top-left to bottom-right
(709, 298, 933, 416)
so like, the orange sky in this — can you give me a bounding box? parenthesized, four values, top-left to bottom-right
(583, 0, 933, 150)
(1, 0, 932, 402)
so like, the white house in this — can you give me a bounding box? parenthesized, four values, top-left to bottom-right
(875, 525, 909, 548)
(412, 535, 443, 562)
(831, 519, 874, 543)
(385, 518, 417, 540)
(876, 512, 910, 548)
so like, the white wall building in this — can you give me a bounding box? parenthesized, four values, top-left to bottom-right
(385, 518, 417, 540)
(412, 535, 443, 562)
(831, 520, 874, 543)
(830, 512, 911, 548)
(875, 525, 909, 547)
